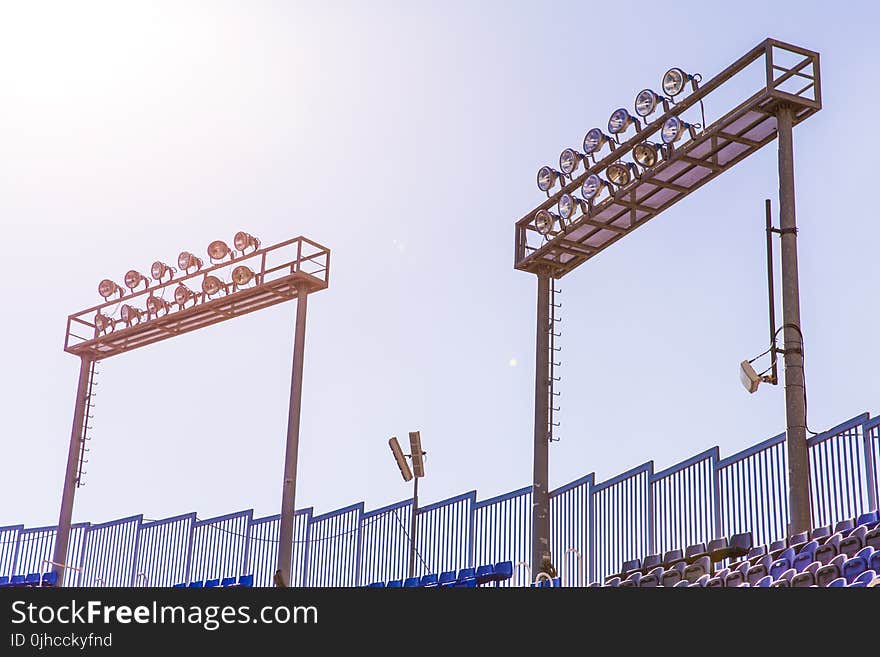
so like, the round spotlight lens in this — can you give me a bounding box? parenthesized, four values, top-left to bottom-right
(207, 240, 231, 261)
(661, 116, 683, 144)
(124, 270, 144, 290)
(146, 295, 168, 315)
(534, 210, 555, 236)
(202, 275, 224, 296)
(234, 231, 259, 252)
(606, 163, 631, 186)
(94, 313, 113, 334)
(174, 284, 194, 306)
(178, 252, 193, 270)
(537, 166, 557, 192)
(98, 279, 119, 299)
(635, 89, 659, 117)
(662, 68, 687, 97)
(558, 194, 576, 220)
(581, 174, 602, 200)
(633, 143, 659, 168)
(120, 304, 141, 325)
(607, 108, 632, 134)
(151, 261, 166, 281)
(231, 265, 255, 287)
(583, 128, 606, 155)
(559, 149, 580, 175)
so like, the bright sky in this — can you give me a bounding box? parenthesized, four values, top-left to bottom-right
(1, 1, 878, 528)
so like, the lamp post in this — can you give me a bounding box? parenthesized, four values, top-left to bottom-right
(388, 431, 426, 579)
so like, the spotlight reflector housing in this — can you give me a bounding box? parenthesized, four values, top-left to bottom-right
(409, 431, 425, 478)
(98, 279, 123, 300)
(633, 142, 663, 168)
(145, 294, 172, 316)
(559, 148, 584, 176)
(537, 166, 560, 193)
(581, 174, 609, 201)
(740, 360, 762, 394)
(178, 251, 203, 272)
(607, 108, 640, 135)
(583, 128, 613, 155)
(120, 304, 144, 327)
(661, 116, 697, 145)
(606, 162, 638, 187)
(174, 283, 197, 307)
(94, 312, 115, 335)
(389, 436, 413, 482)
(634, 89, 666, 118)
(207, 240, 233, 262)
(124, 269, 149, 291)
(151, 261, 175, 282)
(234, 231, 261, 254)
(662, 67, 699, 97)
(558, 193, 584, 222)
(534, 209, 557, 236)
(231, 265, 255, 288)
(202, 275, 225, 297)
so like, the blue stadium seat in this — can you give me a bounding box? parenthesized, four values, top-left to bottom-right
(0, 576, 9, 587)
(792, 540, 818, 572)
(840, 526, 868, 558)
(25, 573, 40, 586)
(766, 539, 787, 560)
(41, 572, 58, 587)
(791, 562, 820, 588)
(816, 554, 847, 588)
(834, 518, 855, 537)
(673, 579, 690, 587)
(387, 579, 403, 588)
(706, 575, 724, 587)
(788, 530, 809, 552)
(456, 578, 477, 588)
(853, 570, 876, 587)
(604, 576, 621, 587)
(188, 581, 204, 588)
(10, 575, 26, 587)
(420, 574, 438, 587)
(493, 561, 513, 582)
(744, 546, 766, 565)
(770, 568, 795, 587)
(747, 555, 771, 586)
(770, 547, 796, 580)
(404, 577, 421, 587)
(866, 526, 880, 551)
(172, 583, 186, 588)
(688, 574, 709, 587)
(827, 577, 846, 588)
(475, 564, 495, 584)
(622, 571, 642, 587)
(871, 551, 880, 574)
(842, 556, 869, 584)
(724, 562, 748, 587)
(856, 510, 879, 530)
(456, 567, 476, 587)
(238, 575, 254, 587)
(815, 534, 842, 564)
(754, 575, 772, 587)
(662, 549, 685, 569)
(715, 532, 752, 561)
(368, 581, 386, 588)
(611, 558, 640, 579)
(684, 542, 707, 564)
(438, 571, 457, 588)
(810, 525, 832, 544)
(220, 577, 236, 587)
(530, 577, 561, 588)
(204, 579, 220, 588)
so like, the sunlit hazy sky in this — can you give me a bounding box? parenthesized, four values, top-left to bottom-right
(1, 1, 878, 527)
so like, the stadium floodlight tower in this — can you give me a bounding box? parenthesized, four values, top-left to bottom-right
(514, 39, 821, 574)
(388, 432, 426, 579)
(57, 234, 330, 587)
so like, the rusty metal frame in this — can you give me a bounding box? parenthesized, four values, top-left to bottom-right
(64, 236, 330, 359)
(514, 38, 821, 277)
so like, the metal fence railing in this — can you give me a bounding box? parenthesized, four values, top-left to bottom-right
(2, 411, 876, 586)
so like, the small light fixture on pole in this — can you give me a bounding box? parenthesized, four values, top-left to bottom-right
(388, 432, 426, 579)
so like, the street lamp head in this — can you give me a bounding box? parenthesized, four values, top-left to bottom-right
(409, 431, 425, 478)
(389, 436, 413, 482)
(739, 360, 762, 394)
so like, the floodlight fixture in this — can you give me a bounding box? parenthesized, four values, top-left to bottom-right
(119, 304, 144, 327)
(534, 209, 558, 236)
(583, 128, 614, 156)
(201, 275, 226, 297)
(581, 173, 610, 202)
(739, 359, 776, 394)
(633, 142, 665, 169)
(231, 265, 255, 289)
(151, 261, 176, 283)
(634, 89, 669, 118)
(233, 231, 261, 254)
(97, 279, 123, 300)
(660, 116, 698, 145)
(389, 436, 413, 482)
(606, 162, 639, 188)
(145, 294, 172, 317)
(94, 312, 115, 336)
(207, 240, 233, 263)
(178, 251, 203, 273)
(173, 283, 197, 308)
(124, 269, 150, 291)
(537, 166, 561, 193)
(662, 67, 701, 97)
(559, 148, 585, 176)
(409, 431, 425, 478)
(558, 193, 587, 222)
(607, 108, 641, 135)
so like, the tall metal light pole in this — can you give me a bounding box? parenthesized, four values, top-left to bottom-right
(388, 432, 425, 579)
(776, 104, 811, 534)
(56, 235, 330, 586)
(532, 268, 552, 576)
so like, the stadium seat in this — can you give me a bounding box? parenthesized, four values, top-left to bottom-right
(766, 539, 787, 560)
(367, 581, 386, 588)
(456, 568, 476, 587)
(792, 540, 819, 572)
(791, 562, 821, 588)
(0, 576, 8, 587)
(769, 547, 796, 580)
(41, 572, 58, 587)
(815, 534, 842, 564)
(10, 575, 26, 587)
(816, 554, 847, 588)
(475, 564, 495, 585)
(420, 574, 438, 587)
(689, 574, 710, 587)
(673, 579, 690, 587)
(871, 552, 880, 574)
(827, 577, 846, 587)
(530, 577, 560, 588)
(684, 542, 707, 564)
(172, 583, 186, 588)
(834, 518, 855, 537)
(865, 526, 880, 550)
(662, 549, 685, 570)
(238, 575, 254, 587)
(439, 571, 457, 588)
(24, 573, 41, 586)
(724, 563, 748, 588)
(856, 510, 879, 530)
(788, 530, 809, 553)
(404, 577, 421, 588)
(639, 567, 663, 587)
(204, 579, 220, 588)
(661, 562, 686, 587)
(810, 525, 832, 544)
(853, 570, 876, 587)
(706, 576, 724, 587)
(641, 554, 663, 573)
(744, 546, 766, 565)
(747, 555, 772, 586)
(220, 577, 236, 587)
(493, 561, 514, 582)
(188, 581, 204, 588)
(604, 576, 621, 587)
(618, 579, 636, 588)
(609, 558, 640, 580)
(839, 526, 868, 558)
(753, 575, 772, 587)
(684, 556, 711, 583)
(387, 579, 403, 588)
(842, 556, 869, 584)
(713, 532, 752, 561)
(622, 571, 642, 587)
(770, 568, 795, 587)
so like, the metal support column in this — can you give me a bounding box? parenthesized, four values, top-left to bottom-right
(276, 284, 310, 586)
(51, 354, 93, 586)
(776, 104, 811, 534)
(532, 267, 552, 576)
(409, 475, 419, 579)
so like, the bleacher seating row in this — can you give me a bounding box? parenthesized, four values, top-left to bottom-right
(0, 572, 58, 588)
(367, 561, 516, 588)
(599, 509, 880, 588)
(173, 575, 254, 588)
